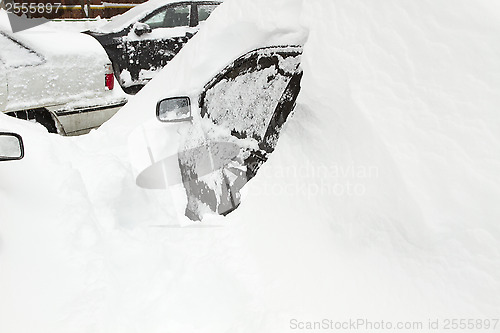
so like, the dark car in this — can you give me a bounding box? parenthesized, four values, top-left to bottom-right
(86, 0, 221, 94)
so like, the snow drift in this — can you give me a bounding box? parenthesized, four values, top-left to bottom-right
(1, 0, 500, 332)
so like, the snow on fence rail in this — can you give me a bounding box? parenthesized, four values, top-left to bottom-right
(3, 0, 145, 19)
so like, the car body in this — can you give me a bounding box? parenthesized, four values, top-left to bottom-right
(129, 45, 303, 220)
(86, 0, 221, 94)
(0, 30, 128, 135)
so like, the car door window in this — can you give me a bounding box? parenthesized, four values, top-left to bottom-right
(200, 47, 302, 142)
(197, 4, 218, 22)
(142, 10, 166, 29)
(164, 4, 191, 27)
(143, 4, 191, 29)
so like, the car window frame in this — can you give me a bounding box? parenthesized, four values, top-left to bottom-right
(138, 2, 192, 30)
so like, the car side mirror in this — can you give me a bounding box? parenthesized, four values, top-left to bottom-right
(0, 132, 24, 161)
(156, 97, 192, 122)
(134, 22, 152, 36)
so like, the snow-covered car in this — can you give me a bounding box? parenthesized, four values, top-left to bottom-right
(2, 0, 500, 330)
(130, 45, 303, 220)
(86, 0, 221, 94)
(0, 30, 128, 135)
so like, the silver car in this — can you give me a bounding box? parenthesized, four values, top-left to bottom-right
(0, 30, 128, 135)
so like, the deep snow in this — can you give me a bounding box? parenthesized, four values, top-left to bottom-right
(1, 0, 500, 332)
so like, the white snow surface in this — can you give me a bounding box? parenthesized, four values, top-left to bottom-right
(1, 0, 500, 332)
(0, 33, 45, 67)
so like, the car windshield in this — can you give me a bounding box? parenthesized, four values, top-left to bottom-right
(0, 32, 44, 68)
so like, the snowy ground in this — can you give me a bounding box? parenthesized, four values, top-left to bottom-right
(1, 0, 500, 332)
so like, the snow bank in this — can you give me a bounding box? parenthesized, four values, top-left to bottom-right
(1, 0, 500, 332)
(221, 0, 500, 324)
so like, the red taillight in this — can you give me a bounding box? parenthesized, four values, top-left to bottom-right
(105, 73, 114, 90)
(105, 64, 114, 90)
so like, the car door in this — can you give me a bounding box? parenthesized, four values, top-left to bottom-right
(123, 3, 195, 86)
(179, 46, 303, 219)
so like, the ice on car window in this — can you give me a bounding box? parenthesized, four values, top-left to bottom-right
(0, 33, 44, 68)
(198, 4, 218, 22)
(202, 51, 301, 141)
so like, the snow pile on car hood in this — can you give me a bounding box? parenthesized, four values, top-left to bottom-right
(1, 0, 500, 332)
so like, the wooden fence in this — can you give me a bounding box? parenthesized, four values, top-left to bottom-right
(10, 0, 148, 19)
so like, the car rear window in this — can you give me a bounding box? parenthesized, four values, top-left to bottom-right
(0, 33, 44, 68)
